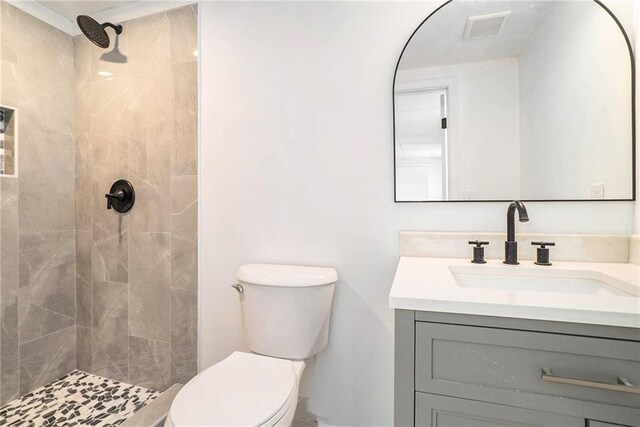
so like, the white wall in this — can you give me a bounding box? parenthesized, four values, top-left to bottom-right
(519, 0, 633, 200)
(397, 58, 520, 200)
(199, 2, 636, 425)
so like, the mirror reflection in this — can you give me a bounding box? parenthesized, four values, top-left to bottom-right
(394, 0, 634, 202)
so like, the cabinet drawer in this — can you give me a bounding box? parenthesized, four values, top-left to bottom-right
(415, 393, 583, 427)
(415, 322, 640, 417)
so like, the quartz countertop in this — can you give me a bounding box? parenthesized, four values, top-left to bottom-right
(389, 257, 640, 328)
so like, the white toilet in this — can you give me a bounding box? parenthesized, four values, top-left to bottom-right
(165, 263, 337, 427)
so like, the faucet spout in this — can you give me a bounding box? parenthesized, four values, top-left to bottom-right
(506, 200, 529, 242)
(504, 201, 529, 265)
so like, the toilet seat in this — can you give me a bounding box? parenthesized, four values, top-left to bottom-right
(167, 352, 297, 427)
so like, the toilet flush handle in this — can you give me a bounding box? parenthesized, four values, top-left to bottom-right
(231, 284, 244, 294)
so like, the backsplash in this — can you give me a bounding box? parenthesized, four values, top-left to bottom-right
(630, 235, 640, 266)
(400, 231, 632, 263)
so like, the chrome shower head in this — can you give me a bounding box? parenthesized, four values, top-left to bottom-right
(77, 15, 123, 49)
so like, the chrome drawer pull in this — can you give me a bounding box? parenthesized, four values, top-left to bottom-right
(541, 368, 640, 394)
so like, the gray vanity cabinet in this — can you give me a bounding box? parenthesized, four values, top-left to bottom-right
(415, 394, 584, 427)
(395, 310, 640, 427)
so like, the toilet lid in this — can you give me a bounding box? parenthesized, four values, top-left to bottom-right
(168, 352, 297, 427)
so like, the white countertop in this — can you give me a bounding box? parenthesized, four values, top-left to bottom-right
(389, 257, 640, 328)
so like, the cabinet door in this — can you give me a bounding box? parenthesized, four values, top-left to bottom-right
(415, 393, 584, 427)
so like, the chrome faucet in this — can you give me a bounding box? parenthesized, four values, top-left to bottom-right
(504, 201, 529, 265)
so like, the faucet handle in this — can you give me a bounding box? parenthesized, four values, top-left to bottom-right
(531, 241, 555, 266)
(468, 241, 489, 264)
(531, 241, 555, 248)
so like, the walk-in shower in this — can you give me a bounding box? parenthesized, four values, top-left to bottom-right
(0, 2, 198, 425)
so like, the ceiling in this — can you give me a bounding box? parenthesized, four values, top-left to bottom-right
(398, 0, 557, 70)
(37, 1, 138, 21)
(8, 0, 192, 35)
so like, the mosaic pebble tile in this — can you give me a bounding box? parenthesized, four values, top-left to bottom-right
(0, 370, 160, 426)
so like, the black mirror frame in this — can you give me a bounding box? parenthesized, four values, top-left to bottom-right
(392, 0, 636, 203)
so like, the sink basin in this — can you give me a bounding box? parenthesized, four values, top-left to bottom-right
(449, 265, 635, 297)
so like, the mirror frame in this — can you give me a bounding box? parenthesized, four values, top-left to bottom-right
(392, 0, 636, 203)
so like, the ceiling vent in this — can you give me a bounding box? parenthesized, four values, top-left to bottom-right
(463, 11, 511, 40)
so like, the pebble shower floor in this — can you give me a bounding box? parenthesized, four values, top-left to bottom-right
(0, 370, 160, 426)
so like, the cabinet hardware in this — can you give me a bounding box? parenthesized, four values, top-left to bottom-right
(541, 368, 640, 394)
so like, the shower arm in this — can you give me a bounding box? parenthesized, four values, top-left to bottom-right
(102, 22, 123, 35)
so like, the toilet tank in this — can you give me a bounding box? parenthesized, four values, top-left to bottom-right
(236, 264, 337, 359)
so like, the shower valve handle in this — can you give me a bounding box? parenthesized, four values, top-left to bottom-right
(105, 190, 126, 210)
(104, 180, 135, 213)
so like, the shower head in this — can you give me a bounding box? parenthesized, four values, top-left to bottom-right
(76, 15, 123, 49)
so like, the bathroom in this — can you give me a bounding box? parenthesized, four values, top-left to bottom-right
(0, 0, 638, 426)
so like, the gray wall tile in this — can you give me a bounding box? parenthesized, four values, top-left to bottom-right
(170, 175, 197, 240)
(1, 177, 18, 295)
(18, 232, 75, 315)
(170, 288, 197, 385)
(18, 126, 75, 233)
(128, 124, 171, 233)
(75, 133, 92, 231)
(128, 181, 171, 233)
(129, 232, 170, 341)
(16, 10, 73, 132)
(92, 179, 129, 284)
(171, 176, 197, 292)
(129, 336, 171, 391)
(89, 77, 132, 136)
(76, 230, 92, 327)
(92, 281, 128, 382)
(171, 61, 197, 176)
(70, 5, 198, 392)
(1, 2, 18, 108)
(1, 291, 20, 405)
(1, 291, 19, 351)
(171, 237, 197, 293)
(18, 300, 75, 345)
(90, 133, 129, 182)
(18, 231, 75, 343)
(77, 325, 92, 372)
(19, 326, 76, 395)
(1, 2, 78, 402)
(2, 3, 197, 403)
(1, 1, 18, 65)
(168, 5, 198, 65)
(73, 36, 91, 133)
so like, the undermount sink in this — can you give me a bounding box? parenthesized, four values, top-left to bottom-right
(449, 265, 635, 297)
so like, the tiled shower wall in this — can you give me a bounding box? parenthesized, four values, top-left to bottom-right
(73, 5, 198, 391)
(1, 2, 77, 405)
(0, 2, 198, 405)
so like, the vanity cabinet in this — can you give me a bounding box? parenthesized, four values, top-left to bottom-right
(395, 310, 640, 427)
(415, 394, 584, 426)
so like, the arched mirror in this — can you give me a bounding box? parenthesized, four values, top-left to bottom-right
(393, 0, 635, 202)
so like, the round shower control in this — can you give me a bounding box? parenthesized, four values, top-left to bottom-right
(105, 179, 135, 213)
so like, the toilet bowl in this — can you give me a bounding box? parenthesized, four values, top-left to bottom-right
(165, 352, 305, 427)
(166, 264, 337, 427)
